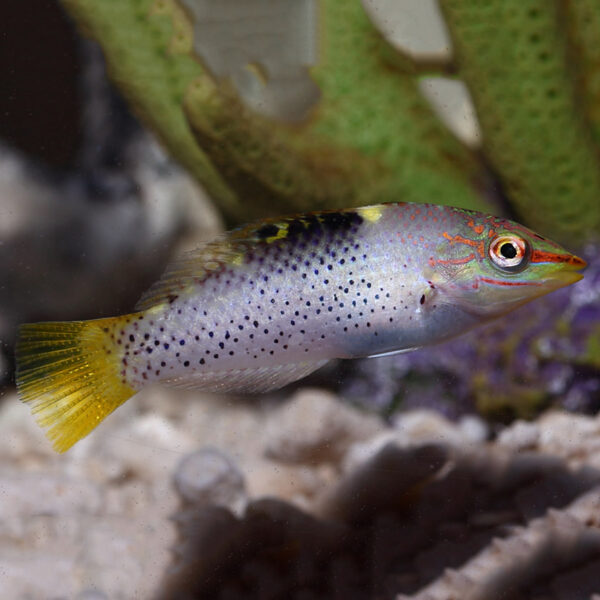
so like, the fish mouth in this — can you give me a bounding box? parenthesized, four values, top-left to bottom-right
(541, 252, 587, 288)
(552, 270, 584, 286)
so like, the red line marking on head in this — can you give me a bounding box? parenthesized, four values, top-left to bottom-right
(531, 250, 587, 268)
(442, 232, 485, 258)
(480, 277, 542, 287)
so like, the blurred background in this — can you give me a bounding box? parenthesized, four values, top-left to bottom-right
(1, 1, 600, 599)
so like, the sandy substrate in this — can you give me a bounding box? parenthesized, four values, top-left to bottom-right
(2, 387, 600, 599)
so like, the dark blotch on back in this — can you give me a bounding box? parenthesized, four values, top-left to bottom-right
(256, 223, 280, 239)
(320, 211, 362, 231)
(286, 211, 363, 240)
(287, 219, 306, 237)
(303, 215, 321, 236)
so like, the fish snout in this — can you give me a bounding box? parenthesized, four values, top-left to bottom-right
(532, 250, 587, 286)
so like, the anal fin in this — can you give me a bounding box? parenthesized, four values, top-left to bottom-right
(160, 360, 329, 394)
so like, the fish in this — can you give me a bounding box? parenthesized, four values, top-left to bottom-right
(16, 203, 586, 452)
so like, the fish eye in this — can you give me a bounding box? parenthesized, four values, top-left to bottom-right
(489, 235, 529, 271)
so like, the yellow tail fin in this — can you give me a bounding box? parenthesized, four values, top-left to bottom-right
(16, 318, 136, 453)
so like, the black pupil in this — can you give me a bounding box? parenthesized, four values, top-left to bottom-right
(500, 242, 518, 259)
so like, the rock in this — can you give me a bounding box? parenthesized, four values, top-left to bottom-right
(496, 419, 540, 450)
(174, 448, 246, 510)
(161, 407, 600, 600)
(392, 409, 479, 448)
(0, 552, 81, 600)
(457, 414, 489, 444)
(264, 388, 383, 464)
(96, 411, 198, 483)
(0, 474, 102, 520)
(536, 411, 600, 460)
(317, 443, 448, 522)
(397, 488, 600, 600)
(76, 591, 109, 600)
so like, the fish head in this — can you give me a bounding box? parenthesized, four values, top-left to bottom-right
(429, 213, 587, 318)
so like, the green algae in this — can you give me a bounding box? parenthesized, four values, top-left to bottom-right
(473, 373, 549, 422)
(582, 324, 600, 369)
(562, 0, 600, 147)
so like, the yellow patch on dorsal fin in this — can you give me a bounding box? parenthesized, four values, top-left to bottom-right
(357, 205, 384, 223)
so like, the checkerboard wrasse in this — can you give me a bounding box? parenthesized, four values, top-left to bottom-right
(16, 203, 586, 452)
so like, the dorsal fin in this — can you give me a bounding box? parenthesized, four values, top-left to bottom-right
(134, 234, 247, 310)
(135, 207, 370, 311)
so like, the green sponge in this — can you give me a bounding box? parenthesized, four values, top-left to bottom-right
(441, 0, 600, 244)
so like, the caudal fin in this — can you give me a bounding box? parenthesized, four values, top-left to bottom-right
(16, 319, 136, 452)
